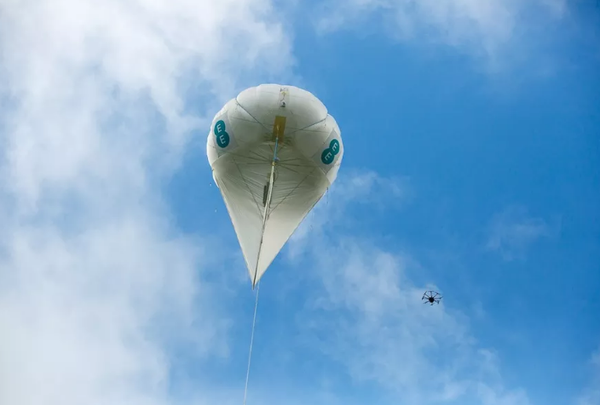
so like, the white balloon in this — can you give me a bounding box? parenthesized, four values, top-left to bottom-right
(207, 84, 344, 287)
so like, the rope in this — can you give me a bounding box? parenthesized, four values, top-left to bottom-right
(242, 281, 261, 405)
(244, 105, 283, 403)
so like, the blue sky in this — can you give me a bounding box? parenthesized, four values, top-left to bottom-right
(0, 1, 599, 405)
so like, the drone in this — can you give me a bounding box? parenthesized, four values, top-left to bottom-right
(422, 290, 442, 306)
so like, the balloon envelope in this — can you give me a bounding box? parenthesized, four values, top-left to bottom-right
(207, 84, 343, 287)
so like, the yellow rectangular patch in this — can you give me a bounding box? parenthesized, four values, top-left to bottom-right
(272, 115, 287, 141)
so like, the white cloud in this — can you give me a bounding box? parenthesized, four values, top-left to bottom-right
(485, 205, 557, 261)
(314, 0, 567, 72)
(292, 171, 532, 405)
(0, 0, 293, 404)
(0, 221, 229, 405)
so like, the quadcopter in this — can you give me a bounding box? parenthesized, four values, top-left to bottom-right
(422, 290, 442, 306)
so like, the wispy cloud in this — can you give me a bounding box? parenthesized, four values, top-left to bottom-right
(576, 344, 600, 405)
(288, 168, 412, 258)
(292, 170, 532, 404)
(485, 205, 557, 261)
(314, 0, 568, 73)
(0, 0, 292, 404)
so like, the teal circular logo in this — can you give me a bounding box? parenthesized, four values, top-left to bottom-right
(321, 138, 341, 165)
(214, 119, 230, 148)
